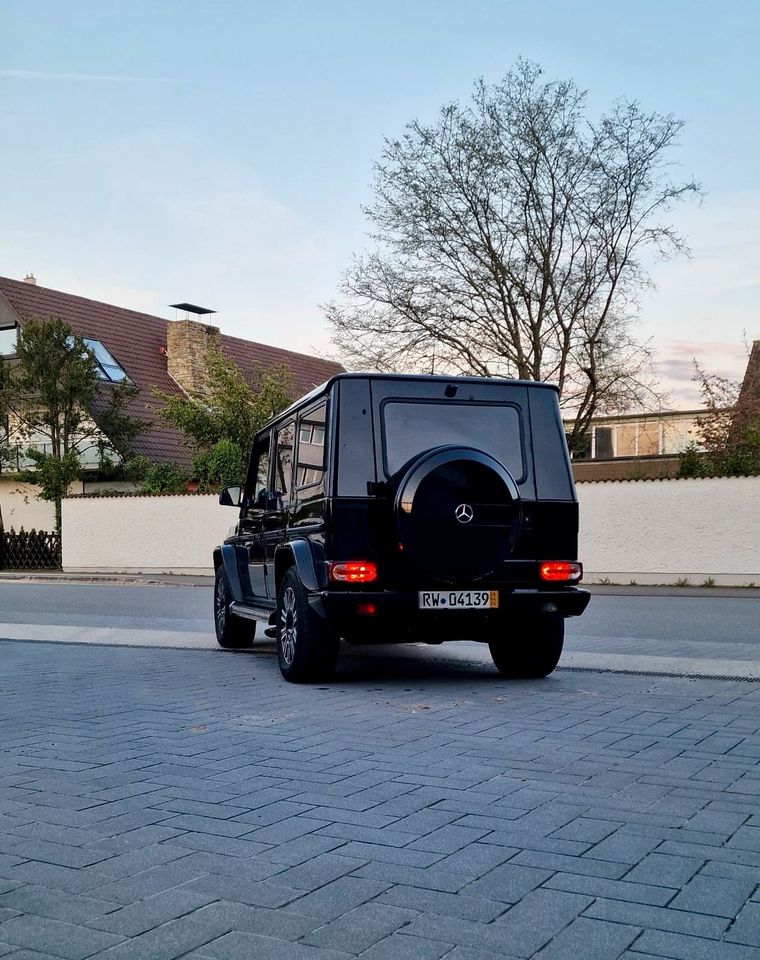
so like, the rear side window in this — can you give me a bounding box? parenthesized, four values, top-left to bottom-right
(273, 420, 296, 508)
(296, 401, 328, 489)
(382, 401, 524, 481)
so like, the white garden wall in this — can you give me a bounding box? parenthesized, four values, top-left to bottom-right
(0, 479, 56, 532)
(61, 476, 760, 584)
(577, 475, 760, 586)
(62, 495, 233, 575)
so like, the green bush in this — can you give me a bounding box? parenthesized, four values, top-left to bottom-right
(140, 461, 189, 494)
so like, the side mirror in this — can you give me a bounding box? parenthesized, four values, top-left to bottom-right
(218, 485, 242, 507)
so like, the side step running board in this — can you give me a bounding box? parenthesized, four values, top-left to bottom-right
(229, 602, 265, 622)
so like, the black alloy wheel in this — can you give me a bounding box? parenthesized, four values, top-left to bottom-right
(213, 565, 255, 649)
(276, 567, 339, 683)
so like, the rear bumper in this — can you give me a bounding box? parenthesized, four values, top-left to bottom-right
(313, 587, 590, 641)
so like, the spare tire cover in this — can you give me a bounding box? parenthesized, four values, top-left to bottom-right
(394, 445, 521, 582)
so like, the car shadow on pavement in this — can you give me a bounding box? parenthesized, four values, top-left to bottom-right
(239, 638, 559, 686)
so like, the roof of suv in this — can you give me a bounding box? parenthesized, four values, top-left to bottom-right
(270, 371, 560, 426)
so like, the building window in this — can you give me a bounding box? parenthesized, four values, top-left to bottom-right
(82, 338, 129, 382)
(594, 427, 614, 459)
(299, 422, 325, 447)
(0, 322, 18, 356)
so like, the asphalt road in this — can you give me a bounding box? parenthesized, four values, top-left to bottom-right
(0, 582, 758, 670)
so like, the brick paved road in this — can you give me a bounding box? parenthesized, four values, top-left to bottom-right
(1, 640, 760, 959)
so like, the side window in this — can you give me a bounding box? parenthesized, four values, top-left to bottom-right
(296, 402, 327, 489)
(273, 420, 296, 509)
(246, 433, 271, 510)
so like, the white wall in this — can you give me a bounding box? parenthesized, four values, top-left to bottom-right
(0, 479, 56, 532)
(577, 475, 760, 586)
(62, 495, 235, 574)
(60, 477, 760, 584)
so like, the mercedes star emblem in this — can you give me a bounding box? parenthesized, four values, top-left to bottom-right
(455, 503, 474, 524)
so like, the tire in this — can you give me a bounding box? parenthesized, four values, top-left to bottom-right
(277, 567, 339, 683)
(489, 617, 564, 678)
(214, 565, 255, 649)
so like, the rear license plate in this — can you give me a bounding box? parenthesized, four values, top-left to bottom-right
(419, 590, 499, 610)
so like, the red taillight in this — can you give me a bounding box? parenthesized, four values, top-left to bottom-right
(356, 602, 378, 616)
(539, 561, 583, 583)
(328, 561, 378, 583)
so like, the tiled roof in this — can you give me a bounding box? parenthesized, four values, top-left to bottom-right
(0, 276, 343, 467)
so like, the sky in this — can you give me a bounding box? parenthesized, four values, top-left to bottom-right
(1, 0, 758, 407)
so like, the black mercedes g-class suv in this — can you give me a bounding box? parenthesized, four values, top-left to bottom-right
(213, 373, 589, 682)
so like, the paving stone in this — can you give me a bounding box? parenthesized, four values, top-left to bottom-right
(582, 897, 729, 938)
(510, 849, 627, 879)
(533, 916, 640, 959)
(543, 872, 676, 906)
(91, 859, 207, 904)
(256, 834, 346, 866)
(624, 852, 704, 888)
(356, 934, 455, 960)
(86, 887, 215, 936)
(0, 863, 113, 896)
(461, 863, 553, 903)
(245, 817, 331, 845)
(585, 831, 663, 864)
(668, 874, 755, 917)
(0, 884, 115, 923)
(184, 900, 321, 940)
(0, 914, 123, 960)
(303, 902, 417, 953)
(725, 901, 760, 945)
(168, 831, 270, 857)
(180, 873, 302, 908)
(1, 839, 112, 870)
(185, 929, 352, 960)
(437, 948, 510, 960)
(91, 917, 220, 960)
(273, 854, 367, 892)
(0, 949, 63, 959)
(376, 884, 505, 922)
(633, 929, 760, 960)
(94, 843, 193, 879)
(550, 817, 621, 843)
(330, 841, 439, 868)
(285, 877, 391, 921)
(409, 826, 490, 854)
(491, 888, 592, 956)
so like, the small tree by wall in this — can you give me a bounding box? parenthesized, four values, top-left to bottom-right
(156, 343, 293, 489)
(0, 316, 143, 532)
(678, 359, 760, 478)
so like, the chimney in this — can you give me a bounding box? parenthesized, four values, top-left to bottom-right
(165, 303, 220, 396)
(23, 273, 37, 285)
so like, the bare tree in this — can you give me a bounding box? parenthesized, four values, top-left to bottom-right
(326, 60, 700, 451)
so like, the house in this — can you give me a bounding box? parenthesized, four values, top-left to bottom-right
(0, 274, 343, 530)
(567, 339, 760, 481)
(566, 409, 706, 480)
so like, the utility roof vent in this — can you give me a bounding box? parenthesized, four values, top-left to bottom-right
(169, 302, 216, 318)
(23, 272, 37, 285)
